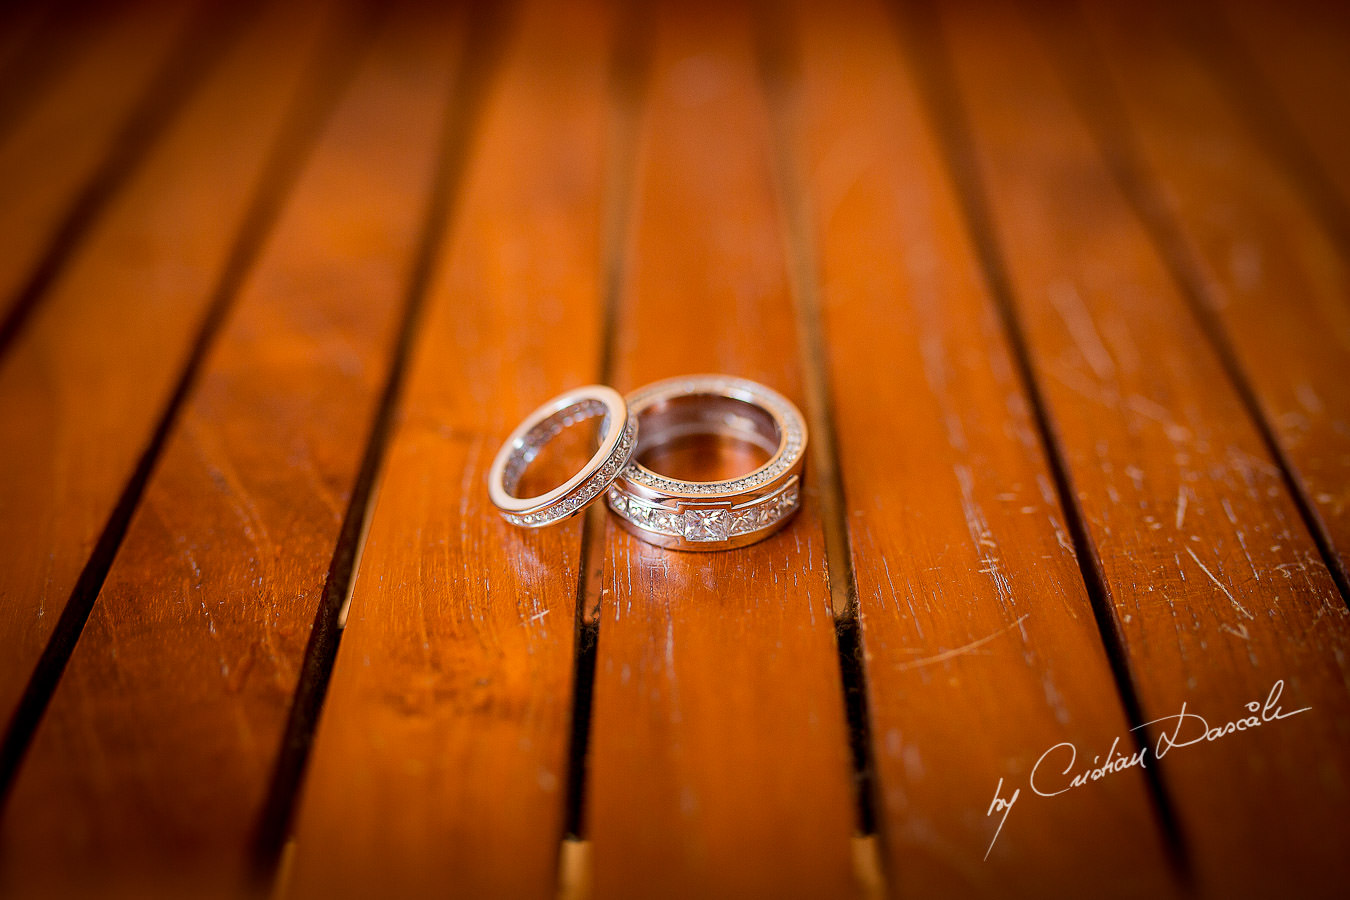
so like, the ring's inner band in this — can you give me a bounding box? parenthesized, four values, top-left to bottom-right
(502, 399, 610, 498)
(634, 394, 780, 481)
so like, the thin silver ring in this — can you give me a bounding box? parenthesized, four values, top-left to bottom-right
(488, 385, 637, 527)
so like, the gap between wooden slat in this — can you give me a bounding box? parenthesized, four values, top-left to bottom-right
(1035, 0, 1350, 610)
(564, 515, 601, 840)
(249, 2, 513, 882)
(0, 0, 375, 810)
(888, 0, 1194, 882)
(754, 1, 880, 843)
(0, 0, 265, 361)
(562, 0, 649, 844)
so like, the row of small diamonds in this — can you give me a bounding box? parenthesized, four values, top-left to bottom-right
(607, 478, 801, 537)
(502, 417, 636, 527)
(625, 425, 803, 495)
(623, 378, 805, 495)
(502, 398, 609, 494)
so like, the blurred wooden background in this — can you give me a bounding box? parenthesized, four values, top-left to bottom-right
(0, 0, 1347, 896)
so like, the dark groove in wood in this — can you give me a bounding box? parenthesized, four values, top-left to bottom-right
(0, 0, 374, 815)
(594, 0, 648, 395)
(833, 617, 878, 836)
(755, 1, 879, 840)
(249, 3, 513, 880)
(563, 511, 601, 840)
(0, 0, 264, 361)
(890, 0, 1194, 883)
(1037, 0, 1350, 610)
(562, 0, 648, 843)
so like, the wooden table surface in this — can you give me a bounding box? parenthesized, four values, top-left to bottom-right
(1, 0, 1347, 896)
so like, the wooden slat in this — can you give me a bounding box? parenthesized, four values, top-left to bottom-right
(282, 1, 611, 896)
(0, 0, 333, 749)
(784, 0, 1178, 893)
(934, 0, 1350, 894)
(1070, 0, 1350, 601)
(584, 3, 858, 897)
(0, 0, 211, 336)
(0, 3, 459, 895)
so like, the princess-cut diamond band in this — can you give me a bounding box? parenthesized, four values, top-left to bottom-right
(488, 375, 807, 552)
(606, 375, 806, 551)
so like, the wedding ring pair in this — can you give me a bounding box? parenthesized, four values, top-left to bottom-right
(487, 375, 807, 551)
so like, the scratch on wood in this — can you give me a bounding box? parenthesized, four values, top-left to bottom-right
(1175, 485, 1188, 530)
(1053, 522, 1075, 557)
(1048, 280, 1114, 380)
(1184, 546, 1254, 621)
(954, 463, 1016, 609)
(1125, 393, 1191, 443)
(895, 614, 1030, 672)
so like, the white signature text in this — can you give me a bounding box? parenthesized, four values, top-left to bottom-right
(984, 679, 1311, 860)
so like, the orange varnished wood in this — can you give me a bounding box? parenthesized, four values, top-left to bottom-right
(584, 3, 858, 897)
(283, 1, 612, 896)
(1073, 0, 1350, 606)
(0, 0, 205, 325)
(787, 0, 1177, 893)
(0, 0, 329, 744)
(937, 0, 1350, 894)
(0, 0, 1346, 894)
(0, 3, 457, 895)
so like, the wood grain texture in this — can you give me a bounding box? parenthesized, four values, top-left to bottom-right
(282, 1, 612, 896)
(0, 0, 1345, 895)
(0, 0, 329, 746)
(0, 3, 455, 895)
(0, 0, 208, 332)
(584, 3, 859, 897)
(1069, 0, 1350, 601)
(784, 0, 1177, 894)
(935, 0, 1350, 894)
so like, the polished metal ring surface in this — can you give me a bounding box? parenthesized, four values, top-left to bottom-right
(608, 374, 807, 551)
(488, 385, 637, 527)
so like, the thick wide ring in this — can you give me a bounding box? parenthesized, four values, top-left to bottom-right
(607, 375, 807, 551)
(489, 385, 637, 527)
